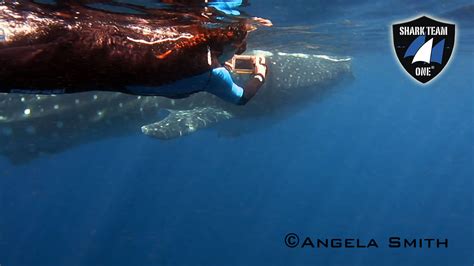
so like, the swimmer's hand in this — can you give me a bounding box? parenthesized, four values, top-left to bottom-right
(252, 17, 273, 27)
(237, 55, 268, 105)
(253, 56, 268, 81)
(225, 55, 267, 79)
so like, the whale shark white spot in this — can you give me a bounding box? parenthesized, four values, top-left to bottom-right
(75, 99, 80, 104)
(119, 103, 123, 108)
(93, 95, 98, 100)
(21, 97, 25, 102)
(54, 104, 59, 110)
(0, 116, 7, 121)
(24, 108, 31, 116)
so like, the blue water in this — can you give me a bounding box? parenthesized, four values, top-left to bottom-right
(1, 1, 473, 265)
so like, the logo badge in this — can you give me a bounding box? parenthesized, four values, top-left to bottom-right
(392, 16, 455, 84)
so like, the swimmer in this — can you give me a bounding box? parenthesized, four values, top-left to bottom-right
(0, 0, 272, 105)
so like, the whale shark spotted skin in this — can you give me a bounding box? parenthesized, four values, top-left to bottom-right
(0, 50, 352, 164)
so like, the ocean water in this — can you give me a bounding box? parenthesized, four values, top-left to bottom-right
(0, 1, 473, 266)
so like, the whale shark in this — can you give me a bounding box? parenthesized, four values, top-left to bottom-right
(0, 50, 352, 164)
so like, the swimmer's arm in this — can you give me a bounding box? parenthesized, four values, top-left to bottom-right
(238, 74, 264, 105)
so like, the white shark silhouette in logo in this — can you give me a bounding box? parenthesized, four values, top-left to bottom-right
(412, 38, 433, 64)
(404, 36, 445, 65)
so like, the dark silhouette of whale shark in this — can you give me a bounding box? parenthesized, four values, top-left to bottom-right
(0, 49, 352, 164)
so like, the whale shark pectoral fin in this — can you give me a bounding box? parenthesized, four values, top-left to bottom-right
(141, 107, 234, 140)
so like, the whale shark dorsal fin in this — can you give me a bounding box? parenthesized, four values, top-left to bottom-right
(141, 107, 233, 140)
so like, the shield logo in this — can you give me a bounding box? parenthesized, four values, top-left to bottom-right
(392, 16, 455, 84)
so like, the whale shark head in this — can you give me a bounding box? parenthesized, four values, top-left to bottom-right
(243, 50, 351, 107)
